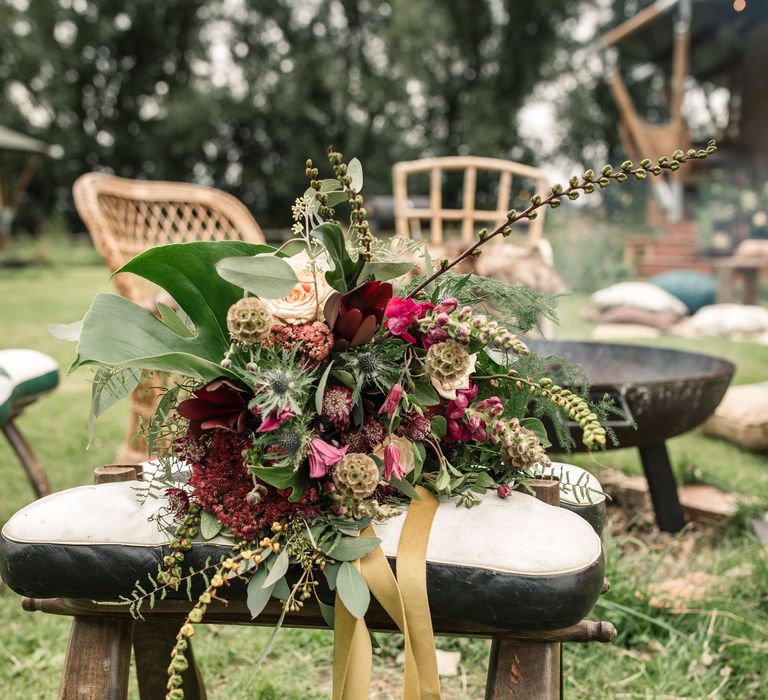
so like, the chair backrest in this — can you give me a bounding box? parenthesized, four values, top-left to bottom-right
(392, 156, 549, 248)
(73, 173, 266, 302)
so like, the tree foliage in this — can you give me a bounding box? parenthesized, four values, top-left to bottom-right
(1, 0, 573, 230)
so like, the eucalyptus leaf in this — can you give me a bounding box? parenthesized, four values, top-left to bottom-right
(246, 566, 275, 619)
(521, 417, 552, 448)
(390, 475, 421, 500)
(271, 576, 291, 600)
(315, 361, 334, 414)
(331, 370, 356, 389)
(48, 319, 83, 342)
(348, 157, 363, 191)
(157, 303, 194, 338)
(324, 191, 348, 207)
(324, 562, 340, 591)
(318, 600, 335, 629)
(411, 379, 439, 407)
(336, 561, 370, 619)
(321, 536, 381, 562)
(250, 464, 307, 502)
(359, 261, 414, 283)
(263, 549, 290, 587)
(200, 511, 223, 540)
(215, 254, 299, 299)
(431, 415, 447, 439)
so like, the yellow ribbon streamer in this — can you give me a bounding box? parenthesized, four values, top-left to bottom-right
(332, 486, 442, 699)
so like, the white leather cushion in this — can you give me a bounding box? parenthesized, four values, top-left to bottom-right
(1, 482, 605, 628)
(592, 282, 688, 315)
(702, 383, 768, 451)
(0, 349, 59, 385)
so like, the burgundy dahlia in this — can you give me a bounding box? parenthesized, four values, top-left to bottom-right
(176, 378, 253, 435)
(325, 281, 393, 347)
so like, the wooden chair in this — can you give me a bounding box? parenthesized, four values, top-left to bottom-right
(392, 156, 549, 248)
(73, 174, 266, 462)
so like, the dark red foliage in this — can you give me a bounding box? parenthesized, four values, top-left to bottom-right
(185, 429, 320, 540)
(326, 281, 393, 346)
(177, 378, 253, 435)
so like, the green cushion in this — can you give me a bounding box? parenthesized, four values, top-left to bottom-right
(0, 349, 59, 425)
(649, 270, 717, 314)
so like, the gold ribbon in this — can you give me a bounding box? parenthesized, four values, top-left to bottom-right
(332, 486, 442, 699)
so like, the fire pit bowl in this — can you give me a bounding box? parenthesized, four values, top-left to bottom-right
(526, 340, 735, 532)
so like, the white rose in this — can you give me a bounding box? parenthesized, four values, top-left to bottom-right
(430, 353, 477, 400)
(263, 251, 333, 325)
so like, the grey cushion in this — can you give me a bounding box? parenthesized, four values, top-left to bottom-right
(0, 480, 604, 630)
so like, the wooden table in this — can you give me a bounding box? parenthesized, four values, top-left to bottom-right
(715, 256, 768, 305)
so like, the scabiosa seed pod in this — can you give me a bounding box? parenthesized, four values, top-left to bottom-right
(333, 453, 380, 499)
(321, 385, 353, 429)
(226, 297, 273, 344)
(425, 340, 471, 384)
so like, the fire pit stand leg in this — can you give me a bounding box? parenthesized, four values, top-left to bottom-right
(638, 443, 686, 532)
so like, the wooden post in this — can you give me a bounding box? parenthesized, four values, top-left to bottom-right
(487, 478, 562, 699)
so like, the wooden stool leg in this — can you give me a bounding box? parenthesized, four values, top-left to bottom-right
(58, 617, 133, 700)
(2, 420, 52, 498)
(133, 621, 207, 700)
(486, 639, 561, 699)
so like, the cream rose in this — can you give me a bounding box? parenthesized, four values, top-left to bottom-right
(373, 435, 416, 475)
(430, 352, 477, 400)
(263, 251, 333, 325)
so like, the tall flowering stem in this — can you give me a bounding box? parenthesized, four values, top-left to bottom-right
(327, 147, 374, 261)
(406, 143, 717, 299)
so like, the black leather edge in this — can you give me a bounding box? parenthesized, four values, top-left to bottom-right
(0, 536, 604, 630)
(561, 501, 606, 535)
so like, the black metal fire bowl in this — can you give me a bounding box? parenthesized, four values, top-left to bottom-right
(526, 340, 736, 532)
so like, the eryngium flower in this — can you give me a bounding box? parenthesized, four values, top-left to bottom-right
(226, 297, 273, 344)
(333, 453, 380, 499)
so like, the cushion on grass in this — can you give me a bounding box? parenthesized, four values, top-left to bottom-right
(690, 304, 768, 338)
(596, 306, 682, 330)
(649, 270, 717, 314)
(591, 282, 688, 315)
(701, 383, 768, 451)
(0, 349, 59, 424)
(0, 480, 604, 630)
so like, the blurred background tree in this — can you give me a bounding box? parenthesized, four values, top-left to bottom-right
(0, 0, 574, 230)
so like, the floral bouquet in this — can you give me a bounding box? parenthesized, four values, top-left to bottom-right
(66, 144, 712, 699)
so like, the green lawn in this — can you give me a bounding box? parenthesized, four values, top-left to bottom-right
(1, 245, 767, 698)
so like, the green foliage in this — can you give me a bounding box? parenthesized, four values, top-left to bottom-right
(215, 255, 299, 299)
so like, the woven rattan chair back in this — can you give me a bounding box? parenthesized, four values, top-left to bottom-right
(73, 173, 266, 463)
(73, 173, 266, 302)
(392, 156, 548, 248)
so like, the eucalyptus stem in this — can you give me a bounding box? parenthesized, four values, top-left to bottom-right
(406, 143, 717, 299)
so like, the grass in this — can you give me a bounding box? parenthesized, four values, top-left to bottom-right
(1, 237, 767, 698)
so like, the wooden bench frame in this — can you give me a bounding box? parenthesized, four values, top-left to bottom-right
(20, 466, 616, 699)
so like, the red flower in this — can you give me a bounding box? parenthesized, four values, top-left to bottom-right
(384, 297, 433, 343)
(325, 281, 393, 347)
(177, 378, 252, 435)
(497, 484, 513, 499)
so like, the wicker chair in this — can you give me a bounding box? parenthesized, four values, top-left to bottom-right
(73, 174, 266, 462)
(392, 155, 549, 247)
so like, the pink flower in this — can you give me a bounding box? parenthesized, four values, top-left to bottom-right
(445, 385, 479, 420)
(384, 297, 433, 343)
(307, 439, 348, 479)
(476, 396, 504, 417)
(497, 484, 513, 499)
(384, 442, 412, 481)
(256, 406, 294, 432)
(378, 383, 404, 418)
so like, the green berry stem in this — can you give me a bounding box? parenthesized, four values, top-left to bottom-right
(327, 147, 374, 261)
(406, 142, 717, 299)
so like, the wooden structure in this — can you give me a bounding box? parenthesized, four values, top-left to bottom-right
(73, 174, 266, 462)
(0, 124, 55, 244)
(21, 465, 616, 700)
(603, 0, 768, 274)
(393, 156, 548, 248)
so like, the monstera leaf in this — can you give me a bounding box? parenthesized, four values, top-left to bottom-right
(73, 241, 274, 380)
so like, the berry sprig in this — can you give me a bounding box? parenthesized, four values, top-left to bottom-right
(327, 147, 374, 261)
(406, 142, 717, 298)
